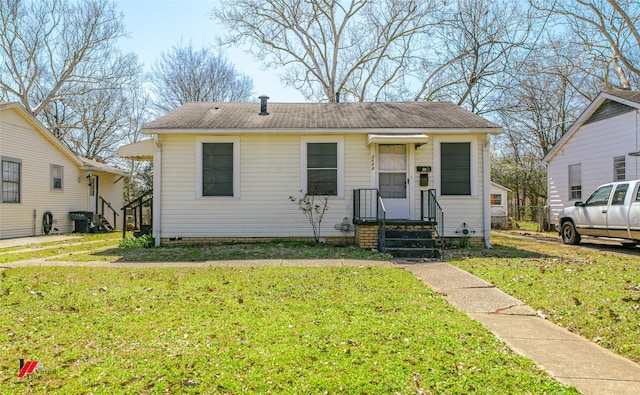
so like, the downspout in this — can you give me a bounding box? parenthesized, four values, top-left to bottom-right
(483, 135, 492, 248)
(153, 134, 162, 247)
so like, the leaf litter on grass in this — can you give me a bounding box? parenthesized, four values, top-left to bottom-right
(0, 265, 578, 394)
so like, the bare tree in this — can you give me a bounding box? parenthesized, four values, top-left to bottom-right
(413, 0, 534, 114)
(149, 43, 254, 113)
(211, 0, 440, 102)
(533, 0, 640, 90)
(0, 0, 138, 118)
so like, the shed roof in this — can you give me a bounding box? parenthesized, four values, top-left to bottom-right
(142, 101, 501, 133)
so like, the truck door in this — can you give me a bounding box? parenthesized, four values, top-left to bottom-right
(576, 184, 613, 237)
(606, 183, 630, 239)
(629, 184, 640, 241)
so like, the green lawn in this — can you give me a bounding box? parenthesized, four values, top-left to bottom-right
(0, 266, 576, 394)
(451, 232, 640, 364)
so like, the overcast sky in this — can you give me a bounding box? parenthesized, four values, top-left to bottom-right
(115, 0, 306, 102)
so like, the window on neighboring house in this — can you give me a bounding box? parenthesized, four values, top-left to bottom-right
(305, 142, 340, 196)
(490, 194, 502, 205)
(613, 156, 625, 181)
(51, 164, 63, 191)
(441, 142, 471, 195)
(568, 163, 581, 200)
(199, 141, 239, 197)
(2, 157, 21, 203)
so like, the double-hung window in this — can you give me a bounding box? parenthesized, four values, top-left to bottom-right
(440, 142, 471, 195)
(51, 164, 63, 191)
(301, 138, 343, 196)
(197, 138, 239, 198)
(613, 156, 625, 181)
(2, 157, 21, 203)
(568, 164, 581, 200)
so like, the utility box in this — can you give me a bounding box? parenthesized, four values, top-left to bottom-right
(69, 211, 93, 233)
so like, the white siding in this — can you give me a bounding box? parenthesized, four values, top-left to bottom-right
(547, 110, 640, 223)
(157, 132, 491, 240)
(1, 109, 85, 238)
(158, 134, 371, 239)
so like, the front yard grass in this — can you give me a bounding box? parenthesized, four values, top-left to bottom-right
(0, 233, 121, 263)
(451, 232, 640, 364)
(0, 266, 576, 394)
(0, 235, 390, 263)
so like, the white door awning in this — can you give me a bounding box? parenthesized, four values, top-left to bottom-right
(118, 139, 156, 160)
(367, 134, 429, 146)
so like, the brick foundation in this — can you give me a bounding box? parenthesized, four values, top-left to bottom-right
(355, 224, 379, 249)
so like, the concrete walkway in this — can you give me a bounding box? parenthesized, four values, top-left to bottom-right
(401, 262, 640, 395)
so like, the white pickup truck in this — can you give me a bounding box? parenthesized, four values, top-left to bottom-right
(558, 180, 640, 246)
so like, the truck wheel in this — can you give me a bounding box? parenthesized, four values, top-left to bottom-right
(561, 221, 581, 245)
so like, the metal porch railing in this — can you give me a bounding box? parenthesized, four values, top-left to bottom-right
(421, 189, 444, 247)
(121, 190, 153, 238)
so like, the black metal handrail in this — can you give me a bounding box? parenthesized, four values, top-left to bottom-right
(99, 195, 119, 228)
(353, 188, 379, 223)
(377, 194, 386, 252)
(421, 189, 444, 246)
(121, 190, 153, 238)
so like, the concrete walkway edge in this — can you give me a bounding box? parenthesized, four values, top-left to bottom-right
(401, 262, 640, 395)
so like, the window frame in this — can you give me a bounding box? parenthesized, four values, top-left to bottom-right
(435, 138, 477, 197)
(490, 193, 502, 205)
(50, 164, 64, 191)
(300, 137, 344, 197)
(1, 156, 21, 204)
(613, 156, 625, 182)
(568, 163, 582, 200)
(195, 137, 240, 198)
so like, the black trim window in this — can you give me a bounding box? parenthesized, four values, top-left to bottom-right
(307, 142, 337, 195)
(202, 143, 233, 196)
(2, 158, 21, 203)
(441, 142, 470, 195)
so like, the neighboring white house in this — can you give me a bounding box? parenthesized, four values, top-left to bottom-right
(490, 182, 511, 228)
(0, 102, 127, 239)
(119, 99, 502, 249)
(543, 91, 640, 225)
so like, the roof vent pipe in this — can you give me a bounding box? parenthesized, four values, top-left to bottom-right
(259, 95, 269, 115)
(336, 92, 340, 103)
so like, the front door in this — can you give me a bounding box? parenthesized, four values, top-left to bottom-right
(88, 175, 98, 214)
(378, 144, 409, 219)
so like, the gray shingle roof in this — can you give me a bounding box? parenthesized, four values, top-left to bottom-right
(604, 90, 640, 105)
(142, 101, 500, 131)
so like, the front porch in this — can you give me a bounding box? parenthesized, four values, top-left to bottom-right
(353, 188, 444, 259)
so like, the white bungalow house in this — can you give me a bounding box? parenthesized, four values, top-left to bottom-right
(0, 102, 127, 239)
(490, 182, 511, 228)
(543, 91, 640, 225)
(119, 98, 502, 256)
